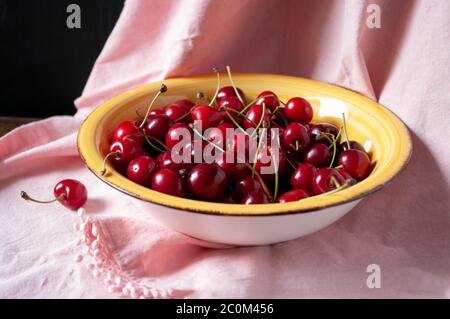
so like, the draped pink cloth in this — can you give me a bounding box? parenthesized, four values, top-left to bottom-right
(1, 0, 449, 298)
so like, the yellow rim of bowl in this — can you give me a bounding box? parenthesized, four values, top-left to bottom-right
(77, 74, 412, 216)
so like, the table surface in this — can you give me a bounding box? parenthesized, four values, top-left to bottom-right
(0, 116, 40, 137)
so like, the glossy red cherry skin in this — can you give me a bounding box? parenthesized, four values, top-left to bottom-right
(144, 114, 171, 141)
(231, 131, 257, 161)
(303, 143, 331, 167)
(149, 109, 164, 116)
(53, 179, 88, 210)
(290, 163, 317, 191)
(156, 151, 193, 172)
(205, 123, 234, 149)
(165, 123, 192, 150)
(281, 122, 310, 153)
(188, 163, 227, 201)
(233, 176, 262, 202)
(338, 141, 365, 153)
(338, 149, 371, 181)
(172, 99, 195, 111)
(312, 168, 346, 195)
(277, 189, 310, 203)
(243, 104, 271, 129)
(284, 97, 313, 124)
(219, 96, 244, 125)
(191, 105, 223, 130)
(111, 120, 144, 145)
(164, 103, 190, 123)
(127, 155, 157, 187)
(255, 90, 280, 112)
(214, 151, 250, 183)
(309, 123, 340, 146)
(109, 138, 144, 168)
(216, 86, 244, 103)
(151, 169, 186, 197)
(242, 191, 269, 205)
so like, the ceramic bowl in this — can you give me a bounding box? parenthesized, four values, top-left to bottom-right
(77, 74, 412, 246)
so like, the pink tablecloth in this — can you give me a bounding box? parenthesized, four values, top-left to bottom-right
(1, 0, 449, 298)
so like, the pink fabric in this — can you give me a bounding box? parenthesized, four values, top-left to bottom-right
(1, 0, 449, 298)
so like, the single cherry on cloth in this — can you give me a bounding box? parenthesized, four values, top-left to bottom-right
(216, 86, 244, 104)
(281, 122, 310, 153)
(277, 189, 311, 203)
(21, 179, 88, 211)
(165, 123, 192, 150)
(127, 155, 157, 187)
(151, 169, 186, 197)
(144, 114, 171, 142)
(243, 104, 271, 129)
(191, 105, 224, 130)
(214, 151, 250, 183)
(111, 120, 144, 145)
(312, 168, 346, 195)
(233, 176, 263, 202)
(242, 191, 269, 205)
(303, 143, 331, 167)
(309, 123, 340, 146)
(255, 90, 280, 112)
(338, 149, 371, 181)
(284, 97, 313, 124)
(290, 163, 317, 191)
(156, 151, 193, 173)
(188, 163, 227, 201)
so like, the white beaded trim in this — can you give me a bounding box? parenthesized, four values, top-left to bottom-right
(74, 207, 175, 299)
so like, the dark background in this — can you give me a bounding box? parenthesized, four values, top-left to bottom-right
(0, 0, 124, 117)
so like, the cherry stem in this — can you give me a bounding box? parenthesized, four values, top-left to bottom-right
(226, 66, 244, 105)
(223, 109, 251, 137)
(21, 191, 65, 204)
(285, 157, 296, 170)
(209, 67, 221, 107)
(312, 180, 354, 199)
(271, 150, 279, 202)
(238, 94, 275, 115)
(221, 106, 257, 127)
(100, 150, 120, 175)
(250, 103, 266, 140)
(192, 125, 225, 155)
(329, 176, 341, 189)
(252, 127, 266, 178)
(143, 133, 168, 152)
(135, 109, 144, 119)
(139, 84, 167, 129)
(172, 109, 192, 123)
(342, 113, 350, 149)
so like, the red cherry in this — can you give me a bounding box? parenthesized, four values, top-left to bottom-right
(111, 120, 144, 145)
(277, 189, 310, 203)
(281, 122, 310, 153)
(284, 97, 313, 124)
(191, 105, 223, 130)
(165, 123, 192, 150)
(309, 123, 340, 146)
(255, 90, 280, 112)
(127, 155, 157, 187)
(214, 151, 250, 182)
(231, 131, 257, 161)
(164, 103, 190, 123)
(338, 140, 365, 153)
(156, 151, 193, 173)
(172, 99, 195, 111)
(242, 191, 269, 205)
(233, 176, 262, 202)
(151, 169, 186, 197)
(338, 149, 371, 181)
(243, 104, 271, 129)
(255, 147, 286, 179)
(290, 163, 317, 191)
(109, 138, 144, 168)
(219, 96, 244, 125)
(204, 123, 234, 149)
(216, 86, 244, 103)
(21, 179, 88, 211)
(149, 109, 164, 116)
(221, 194, 236, 204)
(188, 163, 227, 201)
(143, 114, 171, 141)
(312, 168, 346, 195)
(303, 143, 331, 167)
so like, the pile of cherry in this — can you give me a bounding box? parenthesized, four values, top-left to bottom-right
(102, 68, 371, 205)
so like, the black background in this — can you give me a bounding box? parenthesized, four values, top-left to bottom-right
(0, 0, 124, 117)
